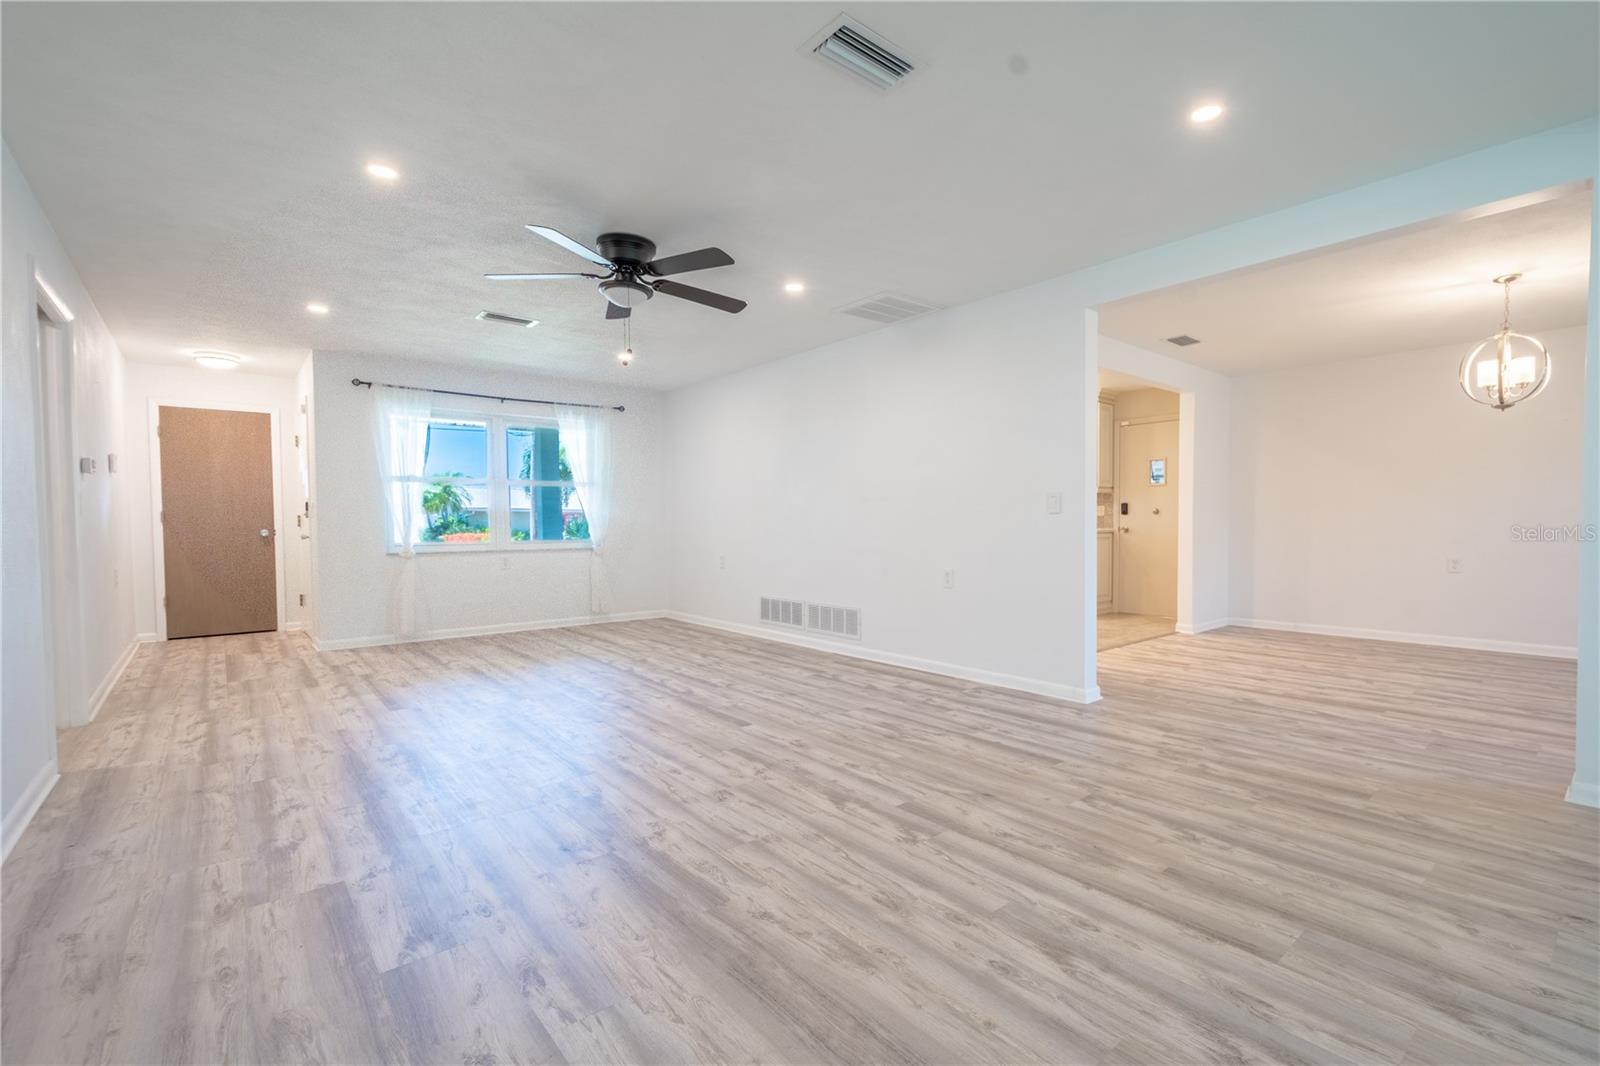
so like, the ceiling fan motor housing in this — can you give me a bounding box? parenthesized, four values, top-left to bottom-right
(597, 232, 656, 270)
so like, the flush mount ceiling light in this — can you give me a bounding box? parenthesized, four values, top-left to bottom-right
(365, 162, 399, 181)
(1189, 102, 1225, 124)
(305, 302, 330, 315)
(1459, 273, 1551, 411)
(784, 281, 806, 294)
(191, 350, 242, 370)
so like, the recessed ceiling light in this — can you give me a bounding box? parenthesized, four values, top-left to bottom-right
(784, 281, 806, 294)
(305, 302, 330, 315)
(191, 350, 242, 370)
(1189, 103, 1225, 124)
(365, 162, 399, 181)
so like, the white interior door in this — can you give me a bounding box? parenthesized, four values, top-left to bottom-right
(1116, 419, 1179, 619)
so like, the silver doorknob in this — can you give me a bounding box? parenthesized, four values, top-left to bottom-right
(259, 529, 272, 538)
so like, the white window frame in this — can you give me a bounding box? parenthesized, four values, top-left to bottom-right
(387, 409, 590, 554)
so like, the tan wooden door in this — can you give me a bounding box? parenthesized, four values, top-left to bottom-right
(160, 406, 277, 638)
(1116, 419, 1179, 619)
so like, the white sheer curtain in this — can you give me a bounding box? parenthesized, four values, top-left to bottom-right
(372, 386, 433, 637)
(556, 404, 613, 615)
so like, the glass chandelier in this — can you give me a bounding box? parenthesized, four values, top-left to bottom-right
(1459, 273, 1551, 411)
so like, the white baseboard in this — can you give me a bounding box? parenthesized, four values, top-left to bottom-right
(1175, 619, 1229, 636)
(2, 758, 59, 861)
(1225, 617, 1576, 660)
(667, 611, 1101, 705)
(135, 631, 158, 643)
(313, 610, 668, 651)
(1566, 777, 1600, 809)
(281, 621, 307, 633)
(84, 638, 142, 725)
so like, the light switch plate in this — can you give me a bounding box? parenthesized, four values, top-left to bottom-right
(79, 457, 95, 474)
(1045, 492, 1063, 515)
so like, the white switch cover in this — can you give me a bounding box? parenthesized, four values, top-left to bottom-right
(1445, 557, 1462, 574)
(1046, 493, 1063, 515)
(942, 570, 955, 590)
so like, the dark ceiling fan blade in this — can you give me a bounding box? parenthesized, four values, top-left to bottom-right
(653, 279, 747, 314)
(645, 247, 735, 276)
(605, 301, 631, 320)
(484, 272, 602, 281)
(652, 279, 747, 313)
(525, 225, 613, 269)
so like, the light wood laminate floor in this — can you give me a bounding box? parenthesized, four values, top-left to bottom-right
(1096, 613, 1176, 651)
(3, 620, 1595, 1065)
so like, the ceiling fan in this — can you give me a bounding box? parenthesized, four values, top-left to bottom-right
(486, 226, 747, 319)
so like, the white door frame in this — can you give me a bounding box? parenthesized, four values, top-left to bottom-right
(147, 399, 286, 640)
(32, 271, 86, 732)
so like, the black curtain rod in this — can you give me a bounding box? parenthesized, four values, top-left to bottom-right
(351, 378, 624, 412)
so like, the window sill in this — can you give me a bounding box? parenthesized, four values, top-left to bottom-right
(389, 541, 593, 556)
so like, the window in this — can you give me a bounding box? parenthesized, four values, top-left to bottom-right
(386, 412, 588, 551)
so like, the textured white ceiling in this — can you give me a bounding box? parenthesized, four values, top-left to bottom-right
(1099, 190, 1593, 375)
(3, 2, 1596, 386)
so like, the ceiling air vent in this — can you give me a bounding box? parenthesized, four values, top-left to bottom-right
(840, 291, 941, 325)
(477, 310, 539, 328)
(807, 16, 914, 90)
(1165, 334, 1200, 347)
(760, 597, 805, 628)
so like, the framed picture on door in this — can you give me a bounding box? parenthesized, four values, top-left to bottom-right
(1149, 458, 1167, 485)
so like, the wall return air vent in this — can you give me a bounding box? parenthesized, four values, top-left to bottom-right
(807, 602, 862, 641)
(760, 597, 805, 628)
(805, 16, 915, 90)
(1165, 334, 1201, 347)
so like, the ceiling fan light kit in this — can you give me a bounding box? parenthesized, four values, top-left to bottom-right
(1459, 273, 1551, 411)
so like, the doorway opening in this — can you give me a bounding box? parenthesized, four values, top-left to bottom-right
(33, 292, 85, 730)
(1096, 373, 1180, 652)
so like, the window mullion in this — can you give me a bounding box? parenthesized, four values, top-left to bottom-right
(488, 415, 507, 548)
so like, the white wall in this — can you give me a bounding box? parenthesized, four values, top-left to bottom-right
(1229, 326, 1586, 657)
(1109, 387, 1179, 422)
(310, 350, 669, 646)
(122, 360, 311, 638)
(1574, 182, 1599, 806)
(665, 124, 1595, 706)
(2, 142, 135, 851)
(667, 282, 1094, 700)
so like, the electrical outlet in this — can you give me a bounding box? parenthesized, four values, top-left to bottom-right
(1045, 492, 1063, 515)
(719, 554, 726, 571)
(942, 569, 955, 590)
(1445, 557, 1462, 574)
